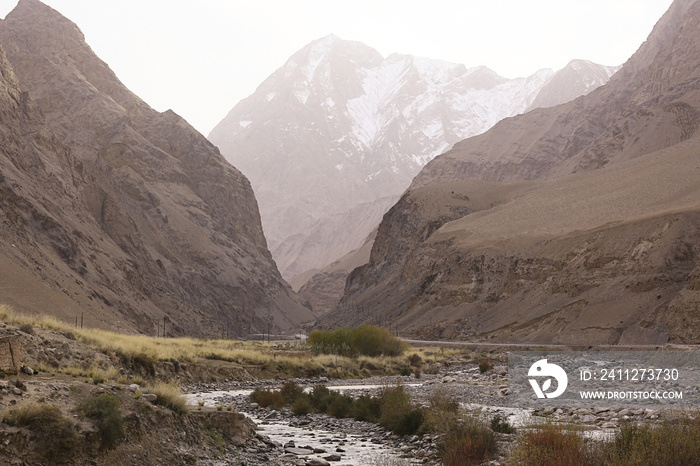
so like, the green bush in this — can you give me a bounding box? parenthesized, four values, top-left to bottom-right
(308, 384, 334, 412)
(250, 387, 286, 410)
(438, 418, 496, 466)
(378, 384, 425, 436)
(291, 396, 313, 415)
(248, 381, 429, 436)
(280, 380, 304, 404)
(3, 403, 78, 461)
(328, 394, 354, 418)
(78, 393, 124, 449)
(308, 325, 406, 357)
(353, 394, 381, 423)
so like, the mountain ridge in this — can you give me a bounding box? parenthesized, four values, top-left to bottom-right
(0, 0, 313, 336)
(321, 0, 700, 344)
(209, 34, 617, 282)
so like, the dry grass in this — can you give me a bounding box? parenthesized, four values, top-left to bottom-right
(2, 402, 78, 461)
(148, 381, 189, 415)
(0, 305, 456, 378)
(510, 422, 593, 466)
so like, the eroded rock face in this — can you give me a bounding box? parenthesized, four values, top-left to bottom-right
(0, 0, 313, 336)
(323, 0, 700, 344)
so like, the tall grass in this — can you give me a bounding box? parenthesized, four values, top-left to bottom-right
(2, 402, 78, 461)
(602, 416, 700, 465)
(0, 305, 428, 378)
(149, 381, 189, 415)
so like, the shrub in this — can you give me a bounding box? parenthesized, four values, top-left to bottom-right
(438, 418, 496, 466)
(478, 359, 492, 373)
(118, 351, 156, 376)
(490, 414, 516, 434)
(149, 381, 189, 415)
(78, 393, 124, 449)
(19, 323, 34, 335)
(603, 417, 700, 465)
(378, 384, 425, 436)
(422, 387, 460, 434)
(250, 387, 285, 410)
(308, 325, 406, 357)
(291, 397, 313, 415)
(3, 403, 78, 461)
(310, 385, 333, 413)
(328, 393, 354, 418)
(399, 366, 412, 376)
(280, 380, 304, 404)
(511, 423, 590, 466)
(428, 387, 459, 415)
(408, 353, 423, 367)
(353, 394, 381, 423)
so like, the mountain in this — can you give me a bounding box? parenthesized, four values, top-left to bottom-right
(209, 35, 617, 282)
(321, 0, 700, 345)
(527, 59, 619, 111)
(0, 0, 313, 336)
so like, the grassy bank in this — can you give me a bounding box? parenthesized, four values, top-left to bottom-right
(0, 305, 457, 382)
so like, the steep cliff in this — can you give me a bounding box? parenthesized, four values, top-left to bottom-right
(0, 0, 313, 336)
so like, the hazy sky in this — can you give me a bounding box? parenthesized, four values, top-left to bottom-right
(0, 0, 674, 136)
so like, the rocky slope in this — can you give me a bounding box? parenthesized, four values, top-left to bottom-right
(323, 0, 700, 344)
(526, 59, 620, 111)
(0, 0, 313, 336)
(209, 35, 617, 281)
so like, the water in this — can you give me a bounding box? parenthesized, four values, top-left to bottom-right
(186, 385, 416, 465)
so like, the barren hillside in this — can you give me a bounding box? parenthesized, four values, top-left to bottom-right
(0, 0, 313, 336)
(322, 0, 700, 344)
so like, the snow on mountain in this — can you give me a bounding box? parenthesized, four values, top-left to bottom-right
(209, 34, 617, 281)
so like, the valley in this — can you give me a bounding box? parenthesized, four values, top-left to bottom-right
(1, 0, 700, 464)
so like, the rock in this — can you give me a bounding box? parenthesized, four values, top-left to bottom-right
(20, 365, 35, 375)
(142, 393, 157, 402)
(230, 435, 246, 447)
(323, 454, 342, 462)
(286, 447, 314, 456)
(307, 460, 330, 466)
(128, 384, 140, 392)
